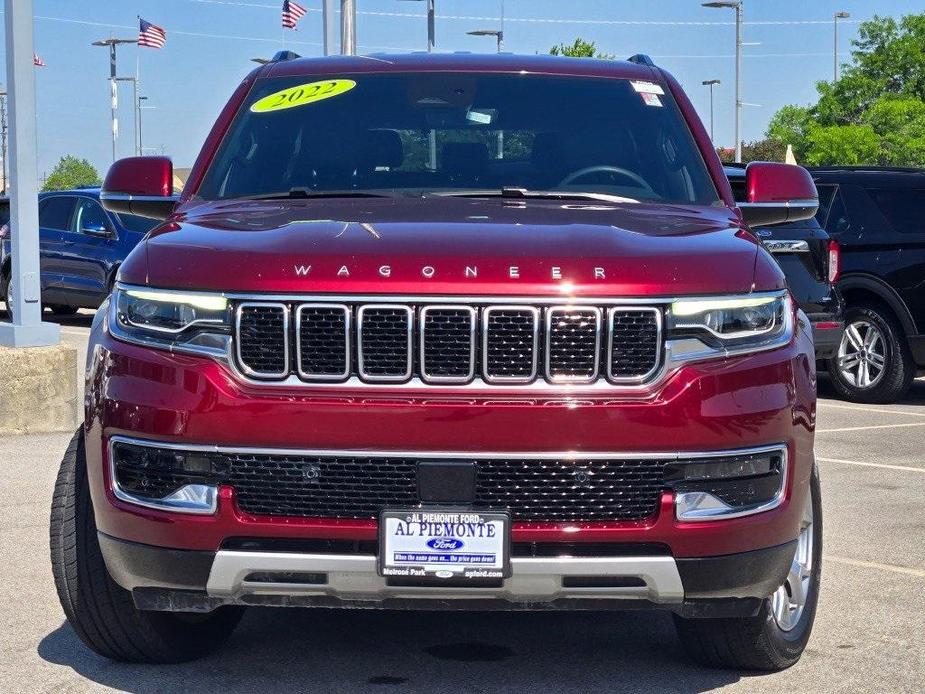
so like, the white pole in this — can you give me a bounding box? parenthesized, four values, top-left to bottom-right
(341, 0, 356, 55)
(322, 0, 337, 56)
(734, 3, 742, 163)
(0, 0, 59, 346)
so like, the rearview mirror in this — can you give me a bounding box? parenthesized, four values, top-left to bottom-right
(738, 162, 818, 228)
(101, 156, 179, 220)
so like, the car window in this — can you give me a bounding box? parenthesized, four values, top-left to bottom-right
(866, 188, 925, 235)
(73, 198, 110, 234)
(38, 196, 76, 231)
(115, 213, 159, 234)
(814, 184, 836, 226)
(824, 190, 851, 237)
(198, 72, 721, 206)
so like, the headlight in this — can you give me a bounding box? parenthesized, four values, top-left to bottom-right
(110, 285, 231, 356)
(667, 291, 792, 354)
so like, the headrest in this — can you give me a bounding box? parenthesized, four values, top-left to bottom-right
(363, 130, 404, 170)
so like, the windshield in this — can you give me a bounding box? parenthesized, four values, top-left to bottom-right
(197, 72, 719, 205)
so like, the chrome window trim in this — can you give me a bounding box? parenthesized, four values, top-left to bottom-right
(357, 304, 413, 382)
(235, 302, 290, 379)
(545, 305, 602, 384)
(295, 303, 351, 382)
(419, 305, 477, 384)
(606, 307, 664, 384)
(482, 305, 540, 384)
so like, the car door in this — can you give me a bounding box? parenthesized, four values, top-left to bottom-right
(62, 196, 119, 306)
(36, 195, 77, 297)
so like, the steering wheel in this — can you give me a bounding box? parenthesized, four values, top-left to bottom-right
(557, 165, 654, 193)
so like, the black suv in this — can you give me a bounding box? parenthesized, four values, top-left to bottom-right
(725, 165, 844, 360)
(810, 167, 925, 403)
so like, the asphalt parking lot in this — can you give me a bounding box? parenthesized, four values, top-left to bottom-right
(1, 310, 923, 693)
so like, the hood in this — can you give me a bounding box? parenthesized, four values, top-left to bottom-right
(121, 197, 769, 297)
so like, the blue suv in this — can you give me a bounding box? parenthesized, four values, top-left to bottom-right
(1, 188, 158, 319)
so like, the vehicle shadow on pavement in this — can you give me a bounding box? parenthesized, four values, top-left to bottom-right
(38, 608, 746, 692)
(817, 374, 925, 406)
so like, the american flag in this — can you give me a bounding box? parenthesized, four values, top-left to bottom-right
(138, 18, 167, 49)
(33, 53, 45, 67)
(281, 0, 307, 29)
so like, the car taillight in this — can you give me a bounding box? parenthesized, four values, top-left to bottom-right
(827, 239, 840, 284)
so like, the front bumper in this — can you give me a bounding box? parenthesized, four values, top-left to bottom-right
(100, 532, 795, 617)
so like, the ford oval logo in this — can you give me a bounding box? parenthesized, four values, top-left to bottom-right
(427, 538, 464, 551)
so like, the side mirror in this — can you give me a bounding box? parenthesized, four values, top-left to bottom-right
(81, 223, 111, 238)
(101, 156, 179, 220)
(738, 162, 818, 228)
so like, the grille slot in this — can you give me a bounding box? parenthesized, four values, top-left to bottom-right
(296, 304, 350, 381)
(607, 308, 662, 381)
(483, 306, 539, 383)
(236, 303, 289, 378)
(546, 307, 602, 383)
(357, 305, 413, 382)
(420, 306, 476, 383)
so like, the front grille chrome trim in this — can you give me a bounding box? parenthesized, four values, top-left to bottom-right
(545, 306, 602, 384)
(235, 302, 290, 379)
(606, 307, 663, 384)
(482, 305, 540, 384)
(357, 304, 413, 383)
(419, 305, 477, 384)
(295, 303, 351, 382)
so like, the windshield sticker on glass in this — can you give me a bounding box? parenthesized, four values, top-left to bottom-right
(250, 79, 357, 113)
(640, 92, 663, 107)
(630, 80, 665, 95)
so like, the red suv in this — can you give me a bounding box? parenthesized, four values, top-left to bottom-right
(50, 53, 822, 671)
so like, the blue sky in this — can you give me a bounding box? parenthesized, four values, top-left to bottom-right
(3, 0, 923, 177)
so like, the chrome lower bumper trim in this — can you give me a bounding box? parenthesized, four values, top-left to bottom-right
(205, 551, 685, 604)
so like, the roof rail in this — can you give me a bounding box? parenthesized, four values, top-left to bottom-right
(270, 50, 301, 62)
(627, 54, 655, 66)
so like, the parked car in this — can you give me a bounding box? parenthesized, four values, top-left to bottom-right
(808, 167, 925, 403)
(0, 188, 159, 319)
(725, 164, 844, 360)
(51, 53, 822, 671)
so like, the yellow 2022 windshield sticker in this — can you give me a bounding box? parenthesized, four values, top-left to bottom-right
(250, 79, 357, 113)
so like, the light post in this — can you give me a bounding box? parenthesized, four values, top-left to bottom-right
(138, 96, 150, 155)
(702, 79, 720, 143)
(468, 28, 505, 158)
(341, 0, 357, 55)
(91, 38, 138, 162)
(834, 11, 850, 82)
(115, 77, 139, 156)
(703, 1, 742, 163)
(400, 0, 437, 168)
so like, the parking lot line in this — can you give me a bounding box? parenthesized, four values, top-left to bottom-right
(817, 422, 925, 433)
(818, 402, 925, 418)
(823, 555, 925, 578)
(818, 456, 925, 474)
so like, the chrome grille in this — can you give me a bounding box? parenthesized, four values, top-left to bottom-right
(420, 306, 476, 383)
(483, 306, 539, 383)
(236, 303, 288, 378)
(546, 307, 602, 383)
(296, 304, 350, 380)
(357, 305, 413, 381)
(607, 308, 662, 381)
(231, 300, 663, 386)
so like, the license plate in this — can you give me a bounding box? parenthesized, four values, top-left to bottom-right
(379, 510, 510, 580)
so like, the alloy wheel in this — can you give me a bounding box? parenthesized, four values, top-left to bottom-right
(770, 490, 814, 631)
(836, 319, 886, 389)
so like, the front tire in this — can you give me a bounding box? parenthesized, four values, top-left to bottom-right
(49, 430, 245, 663)
(826, 303, 914, 403)
(673, 465, 822, 671)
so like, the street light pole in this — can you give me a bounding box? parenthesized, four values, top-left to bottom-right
(340, 0, 357, 55)
(702, 79, 721, 143)
(91, 38, 138, 162)
(115, 77, 139, 156)
(1, 0, 59, 345)
(467, 28, 505, 158)
(703, 1, 743, 163)
(138, 95, 149, 154)
(833, 11, 850, 82)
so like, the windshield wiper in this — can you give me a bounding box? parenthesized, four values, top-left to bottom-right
(435, 188, 640, 204)
(238, 188, 396, 201)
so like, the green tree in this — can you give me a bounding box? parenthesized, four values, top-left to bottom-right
(42, 155, 101, 192)
(549, 38, 614, 60)
(766, 13, 925, 166)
